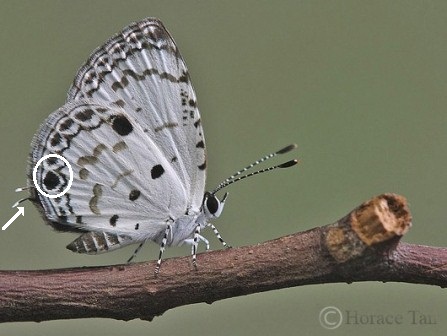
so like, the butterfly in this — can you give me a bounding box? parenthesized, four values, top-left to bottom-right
(15, 18, 297, 274)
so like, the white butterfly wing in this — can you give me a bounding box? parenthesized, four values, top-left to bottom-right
(66, 18, 206, 210)
(29, 100, 186, 239)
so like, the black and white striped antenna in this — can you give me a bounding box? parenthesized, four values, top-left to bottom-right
(211, 144, 298, 195)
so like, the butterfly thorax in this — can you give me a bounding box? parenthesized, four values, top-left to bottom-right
(162, 191, 227, 247)
(165, 212, 206, 246)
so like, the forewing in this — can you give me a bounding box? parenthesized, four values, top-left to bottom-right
(66, 18, 206, 210)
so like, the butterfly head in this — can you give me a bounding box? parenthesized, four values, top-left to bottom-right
(203, 191, 228, 219)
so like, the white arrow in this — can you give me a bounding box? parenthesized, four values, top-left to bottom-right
(2, 207, 25, 231)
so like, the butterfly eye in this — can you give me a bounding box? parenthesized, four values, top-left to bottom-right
(206, 194, 219, 215)
(203, 192, 228, 219)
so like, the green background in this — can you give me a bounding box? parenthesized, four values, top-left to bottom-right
(0, 1, 446, 335)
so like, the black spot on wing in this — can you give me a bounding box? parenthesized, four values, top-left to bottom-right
(194, 119, 201, 128)
(43, 171, 60, 190)
(111, 115, 133, 136)
(47, 157, 57, 165)
(151, 164, 165, 179)
(110, 215, 119, 227)
(196, 140, 205, 148)
(111, 76, 129, 92)
(179, 71, 188, 83)
(75, 109, 94, 121)
(59, 118, 74, 131)
(129, 189, 141, 201)
(198, 161, 207, 170)
(50, 133, 62, 147)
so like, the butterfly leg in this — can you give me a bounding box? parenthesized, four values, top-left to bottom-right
(127, 240, 146, 263)
(184, 234, 209, 253)
(207, 223, 232, 248)
(192, 224, 201, 270)
(186, 234, 210, 250)
(155, 223, 172, 275)
(200, 235, 210, 251)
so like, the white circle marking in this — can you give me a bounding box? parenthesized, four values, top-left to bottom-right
(33, 154, 74, 198)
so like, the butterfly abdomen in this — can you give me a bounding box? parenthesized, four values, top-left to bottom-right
(67, 231, 132, 254)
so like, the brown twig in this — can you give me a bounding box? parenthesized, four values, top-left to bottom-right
(0, 193, 446, 323)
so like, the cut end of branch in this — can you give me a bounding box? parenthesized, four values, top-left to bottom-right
(324, 193, 412, 263)
(351, 193, 412, 246)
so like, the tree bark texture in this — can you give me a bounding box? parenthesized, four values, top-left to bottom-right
(0, 193, 446, 323)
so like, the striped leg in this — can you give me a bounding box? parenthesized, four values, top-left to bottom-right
(127, 240, 146, 263)
(155, 223, 171, 275)
(200, 235, 210, 251)
(185, 234, 209, 254)
(207, 223, 232, 248)
(192, 224, 201, 269)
